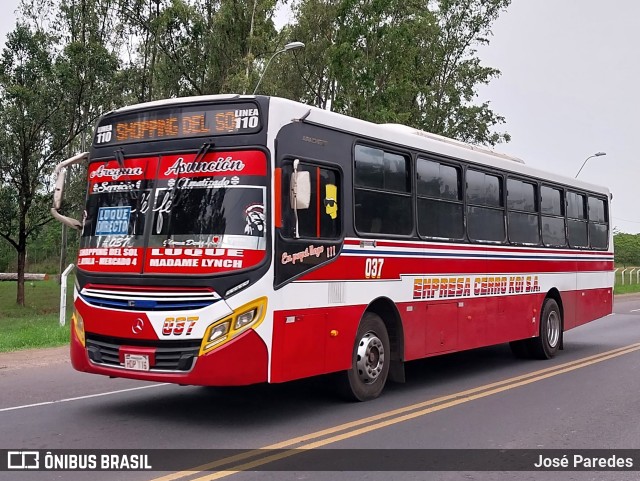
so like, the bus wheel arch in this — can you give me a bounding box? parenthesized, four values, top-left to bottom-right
(545, 288, 564, 350)
(528, 291, 564, 359)
(546, 289, 564, 325)
(339, 298, 404, 401)
(366, 297, 405, 382)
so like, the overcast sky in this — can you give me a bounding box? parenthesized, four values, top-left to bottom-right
(476, 1, 640, 234)
(1, 1, 639, 233)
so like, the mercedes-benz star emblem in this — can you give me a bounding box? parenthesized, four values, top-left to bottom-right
(131, 318, 145, 335)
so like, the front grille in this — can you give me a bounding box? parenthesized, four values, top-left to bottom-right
(80, 286, 220, 311)
(85, 334, 201, 372)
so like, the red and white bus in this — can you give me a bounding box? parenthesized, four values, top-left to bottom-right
(52, 94, 614, 401)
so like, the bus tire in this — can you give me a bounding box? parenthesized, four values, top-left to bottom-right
(527, 298, 562, 359)
(340, 312, 390, 401)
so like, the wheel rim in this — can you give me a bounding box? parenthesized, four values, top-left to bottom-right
(546, 310, 560, 348)
(355, 331, 385, 384)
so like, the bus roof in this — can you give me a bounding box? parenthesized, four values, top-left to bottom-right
(268, 97, 610, 197)
(106, 94, 247, 114)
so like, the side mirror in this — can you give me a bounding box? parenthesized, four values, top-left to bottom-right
(51, 151, 89, 230)
(52, 168, 67, 210)
(290, 170, 311, 209)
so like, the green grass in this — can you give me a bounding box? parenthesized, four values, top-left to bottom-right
(614, 267, 640, 295)
(614, 283, 640, 295)
(0, 277, 73, 352)
(0, 314, 70, 351)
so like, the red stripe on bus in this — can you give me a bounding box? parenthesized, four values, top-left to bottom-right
(299, 256, 614, 281)
(274, 168, 282, 228)
(343, 238, 613, 257)
(316, 167, 321, 238)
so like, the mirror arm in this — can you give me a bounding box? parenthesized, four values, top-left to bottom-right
(51, 152, 89, 230)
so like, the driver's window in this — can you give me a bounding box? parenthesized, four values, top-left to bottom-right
(282, 162, 340, 239)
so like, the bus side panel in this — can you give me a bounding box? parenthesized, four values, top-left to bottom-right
(398, 301, 427, 361)
(491, 293, 542, 345)
(561, 290, 579, 330)
(568, 267, 613, 329)
(270, 305, 363, 383)
(401, 294, 544, 359)
(399, 301, 464, 360)
(574, 287, 613, 328)
(424, 302, 459, 355)
(402, 297, 485, 359)
(455, 297, 487, 352)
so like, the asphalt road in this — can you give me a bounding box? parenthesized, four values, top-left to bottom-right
(2, 295, 640, 481)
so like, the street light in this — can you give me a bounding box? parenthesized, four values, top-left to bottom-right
(575, 151, 606, 178)
(252, 42, 305, 95)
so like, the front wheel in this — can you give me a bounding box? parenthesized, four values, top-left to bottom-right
(527, 298, 562, 359)
(339, 312, 390, 402)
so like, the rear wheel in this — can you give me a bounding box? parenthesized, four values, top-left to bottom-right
(527, 298, 562, 359)
(340, 312, 390, 401)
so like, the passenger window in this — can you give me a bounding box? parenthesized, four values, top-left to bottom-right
(466, 169, 505, 242)
(354, 145, 413, 236)
(416, 158, 463, 239)
(507, 178, 539, 245)
(567, 191, 588, 248)
(541, 186, 566, 247)
(354, 145, 410, 193)
(588, 196, 608, 249)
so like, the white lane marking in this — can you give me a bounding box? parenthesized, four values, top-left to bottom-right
(630, 309, 640, 313)
(0, 383, 170, 413)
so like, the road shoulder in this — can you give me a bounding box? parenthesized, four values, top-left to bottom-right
(0, 345, 69, 372)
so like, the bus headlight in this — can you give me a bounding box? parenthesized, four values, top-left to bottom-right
(207, 321, 230, 343)
(72, 310, 85, 347)
(199, 297, 267, 355)
(232, 297, 266, 331)
(235, 309, 257, 330)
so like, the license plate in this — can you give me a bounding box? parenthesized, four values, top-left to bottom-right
(124, 354, 150, 371)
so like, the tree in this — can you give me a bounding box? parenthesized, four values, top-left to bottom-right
(53, 0, 129, 276)
(280, 0, 510, 146)
(119, 0, 280, 100)
(0, 25, 64, 305)
(271, 0, 340, 107)
(416, 0, 511, 145)
(614, 232, 640, 267)
(0, 0, 122, 304)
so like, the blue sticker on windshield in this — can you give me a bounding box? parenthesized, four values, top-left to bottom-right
(95, 207, 131, 236)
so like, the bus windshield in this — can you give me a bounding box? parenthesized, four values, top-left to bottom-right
(78, 150, 267, 275)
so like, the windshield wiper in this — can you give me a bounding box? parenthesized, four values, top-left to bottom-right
(114, 148, 138, 200)
(194, 141, 214, 165)
(163, 142, 215, 241)
(170, 142, 214, 209)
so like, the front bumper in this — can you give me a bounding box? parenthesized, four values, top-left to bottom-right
(70, 326, 268, 386)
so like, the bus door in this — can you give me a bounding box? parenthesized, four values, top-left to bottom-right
(271, 157, 344, 382)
